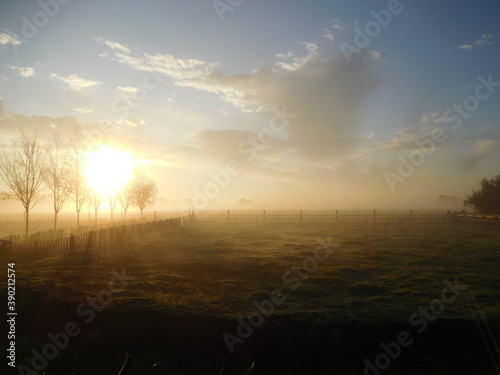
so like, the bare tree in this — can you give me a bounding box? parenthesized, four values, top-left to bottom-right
(69, 127, 88, 230)
(0, 130, 47, 237)
(118, 180, 135, 221)
(87, 190, 101, 227)
(45, 130, 71, 231)
(108, 193, 117, 222)
(131, 170, 158, 219)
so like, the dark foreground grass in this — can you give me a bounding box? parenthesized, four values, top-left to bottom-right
(2, 220, 500, 374)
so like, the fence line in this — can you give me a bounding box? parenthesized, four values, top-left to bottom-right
(192, 209, 451, 223)
(0, 210, 177, 222)
(0, 217, 188, 263)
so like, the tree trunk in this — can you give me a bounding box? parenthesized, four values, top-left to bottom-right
(54, 211, 58, 232)
(76, 209, 80, 230)
(25, 208, 29, 239)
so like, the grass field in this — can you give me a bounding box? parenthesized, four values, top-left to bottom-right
(2, 219, 500, 374)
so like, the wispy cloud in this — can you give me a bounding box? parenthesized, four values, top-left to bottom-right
(73, 107, 94, 113)
(357, 111, 455, 157)
(357, 125, 431, 157)
(458, 33, 496, 50)
(98, 37, 381, 159)
(0, 29, 22, 47)
(322, 19, 345, 41)
(97, 36, 214, 83)
(117, 86, 138, 93)
(7, 65, 35, 78)
(95, 36, 131, 54)
(0, 98, 84, 136)
(420, 111, 441, 124)
(49, 73, 102, 92)
(275, 42, 319, 72)
(123, 118, 145, 128)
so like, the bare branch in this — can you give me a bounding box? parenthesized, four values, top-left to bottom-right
(0, 129, 47, 235)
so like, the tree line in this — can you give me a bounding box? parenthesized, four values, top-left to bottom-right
(464, 174, 500, 214)
(0, 128, 157, 236)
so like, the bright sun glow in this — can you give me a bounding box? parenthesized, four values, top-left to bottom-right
(84, 146, 134, 196)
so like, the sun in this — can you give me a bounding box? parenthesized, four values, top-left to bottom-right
(83, 146, 134, 196)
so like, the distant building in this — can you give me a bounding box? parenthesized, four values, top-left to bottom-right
(238, 198, 252, 205)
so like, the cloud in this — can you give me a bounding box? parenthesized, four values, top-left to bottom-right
(123, 118, 145, 128)
(73, 107, 94, 114)
(98, 37, 381, 159)
(281, 55, 381, 159)
(322, 30, 335, 42)
(322, 20, 345, 41)
(458, 33, 496, 50)
(420, 111, 441, 124)
(357, 125, 426, 157)
(331, 19, 345, 31)
(97, 37, 274, 112)
(369, 50, 382, 60)
(7, 65, 35, 78)
(0, 29, 22, 47)
(49, 73, 102, 92)
(358, 117, 450, 158)
(0, 100, 193, 174)
(180, 128, 305, 178)
(95, 36, 131, 54)
(0, 103, 84, 139)
(359, 108, 476, 158)
(97, 37, 214, 82)
(275, 42, 319, 72)
(117, 86, 138, 93)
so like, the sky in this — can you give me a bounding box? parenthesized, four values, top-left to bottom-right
(0, 0, 500, 211)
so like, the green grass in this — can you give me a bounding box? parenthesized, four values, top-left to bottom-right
(4, 220, 500, 374)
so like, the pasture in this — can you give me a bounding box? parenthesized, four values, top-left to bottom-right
(2, 219, 500, 374)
